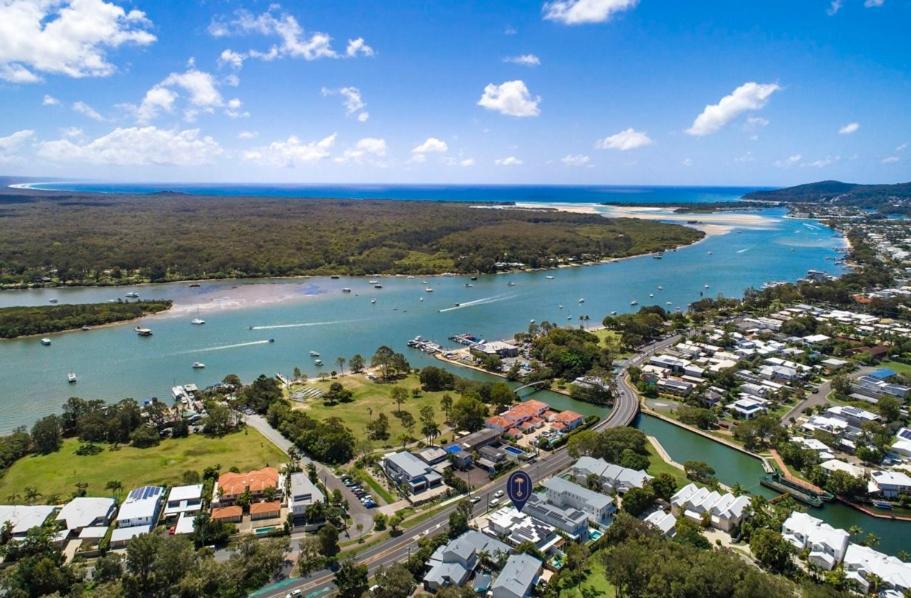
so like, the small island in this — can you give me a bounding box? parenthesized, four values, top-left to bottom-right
(0, 192, 703, 288)
(0, 300, 172, 338)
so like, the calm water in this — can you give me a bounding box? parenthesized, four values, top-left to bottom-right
(20, 182, 759, 205)
(0, 208, 842, 429)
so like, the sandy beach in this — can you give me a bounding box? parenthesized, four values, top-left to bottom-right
(514, 202, 780, 237)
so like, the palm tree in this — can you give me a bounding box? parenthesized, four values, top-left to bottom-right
(336, 357, 346, 374)
(105, 480, 123, 498)
(24, 486, 40, 505)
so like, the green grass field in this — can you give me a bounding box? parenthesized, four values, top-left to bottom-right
(880, 360, 911, 377)
(0, 429, 286, 503)
(559, 556, 617, 598)
(644, 442, 689, 488)
(292, 373, 453, 450)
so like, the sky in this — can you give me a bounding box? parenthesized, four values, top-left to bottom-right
(0, 0, 909, 186)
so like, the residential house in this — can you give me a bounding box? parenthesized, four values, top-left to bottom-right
(163, 484, 204, 519)
(843, 543, 911, 594)
(868, 470, 911, 499)
(644, 510, 677, 537)
(569, 456, 652, 494)
(727, 396, 768, 420)
(891, 428, 911, 460)
(250, 501, 282, 521)
(670, 483, 750, 532)
(826, 405, 880, 428)
(542, 477, 615, 524)
(423, 530, 509, 592)
(781, 512, 850, 570)
(287, 472, 325, 519)
(548, 410, 585, 432)
(211, 505, 243, 523)
(55, 497, 116, 534)
(116, 486, 164, 529)
(523, 494, 589, 540)
(656, 377, 695, 397)
(382, 451, 443, 494)
(491, 553, 543, 598)
(0, 505, 56, 539)
(487, 506, 558, 551)
(214, 467, 280, 505)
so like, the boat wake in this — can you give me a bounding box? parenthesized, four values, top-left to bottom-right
(736, 247, 752, 254)
(176, 340, 273, 354)
(438, 293, 517, 313)
(249, 319, 359, 330)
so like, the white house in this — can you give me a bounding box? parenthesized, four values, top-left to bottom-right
(55, 497, 116, 533)
(116, 486, 164, 528)
(163, 484, 204, 518)
(287, 472, 325, 518)
(843, 543, 911, 594)
(0, 505, 56, 539)
(670, 483, 750, 532)
(542, 477, 615, 524)
(726, 396, 768, 420)
(644, 510, 677, 537)
(781, 512, 850, 570)
(423, 530, 509, 592)
(487, 506, 558, 551)
(569, 456, 652, 494)
(382, 451, 443, 494)
(868, 470, 911, 499)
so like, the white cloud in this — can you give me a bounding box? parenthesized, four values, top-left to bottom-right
(0, 129, 34, 163)
(495, 156, 523, 166)
(543, 0, 638, 25)
(37, 126, 222, 166)
(211, 8, 371, 69)
(72, 100, 104, 121)
(827, 0, 843, 15)
(478, 80, 540, 117)
(504, 54, 541, 67)
(337, 137, 387, 164)
(774, 154, 802, 168)
(346, 38, 374, 57)
(61, 126, 84, 139)
(882, 155, 899, 164)
(864, 0, 885, 7)
(136, 86, 178, 122)
(459, 158, 475, 167)
(745, 116, 769, 129)
(681, 157, 694, 167)
(238, 130, 258, 140)
(561, 154, 590, 166)
(804, 155, 840, 168)
(896, 143, 908, 152)
(412, 137, 448, 155)
(0, 0, 155, 83)
(595, 128, 653, 151)
(838, 122, 860, 135)
(322, 86, 368, 121)
(42, 94, 59, 106)
(686, 82, 781, 136)
(133, 68, 238, 122)
(225, 98, 248, 119)
(243, 133, 337, 167)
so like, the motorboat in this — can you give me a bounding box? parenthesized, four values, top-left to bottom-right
(81, 325, 91, 331)
(67, 372, 77, 383)
(425, 287, 434, 293)
(649, 293, 654, 298)
(309, 351, 320, 357)
(704, 283, 710, 288)
(268, 338, 275, 343)
(630, 300, 639, 306)
(49, 298, 58, 304)
(374, 284, 383, 289)
(507, 281, 516, 287)
(558, 305, 563, 309)
(135, 326, 153, 336)
(371, 298, 377, 304)
(369, 280, 379, 284)
(342, 288, 352, 293)
(314, 359, 324, 366)
(546, 275, 555, 280)
(125, 291, 139, 298)
(666, 301, 672, 305)
(191, 318, 205, 325)
(192, 362, 206, 369)
(465, 283, 473, 287)
(41, 338, 52, 346)
(578, 298, 585, 304)
(657, 285, 663, 290)
(419, 297, 424, 302)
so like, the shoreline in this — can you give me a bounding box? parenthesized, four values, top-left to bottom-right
(0, 303, 172, 341)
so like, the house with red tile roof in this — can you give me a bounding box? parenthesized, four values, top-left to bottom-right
(485, 415, 513, 432)
(550, 410, 584, 431)
(250, 501, 282, 521)
(215, 467, 280, 504)
(211, 505, 242, 523)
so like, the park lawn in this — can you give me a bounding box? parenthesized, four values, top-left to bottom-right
(559, 556, 616, 598)
(880, 360, 911, 377)
(291, 373, 452, 450)
(645, 442, 689, 488)
(0, 429, 285, 503)
(591, 328, 630, 356)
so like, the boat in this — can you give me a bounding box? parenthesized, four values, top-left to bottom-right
(342, 288, 352, 293)
(529, 319, 535, 324)
(188, 283, 200, 287)
(657, 285, 663, 290)
(630, 300, 638, 306)
(309, 351, 320, 357)
(67, 372, 77, 383)
(546, 275, 555, 280)
(759, 473, 832, 507)
(872, 500, 893, 510)
(666, 301, 672, 305)
(653, 253, 663, 260)
(470, 276, 478, 281)
(41, 338, 52, 346)
(419, 297, 424, 302)
(49, 298, 58, 304)
(465, 283, 473, 287)
(192, 362, 206, 369)
(371, 298, 377, 304)
(706, 251, 713, 255)
(704, 283, 710, 288)
(330, 275, 340, 279)
(191, 318, 205, 325)
(314, 359, 324, 366)
(649, 293, 654, 298)
(374, 284, 383, 289)
(369, 280, 379, 284)
(125, 291, 139, 298)
(135, 326, 153, 336)
(558, 305, 563, 309)
(268, 338, 275, 343)
(81, 325, 91, 331)
(610, 310, 617, 315)
(425, 287, 434, 293)
(578, 298, 584, 304)
(454, 303, 461, 307)
(507, 281, 516, 287)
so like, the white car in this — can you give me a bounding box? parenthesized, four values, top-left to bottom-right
(489, 498, 500, 507)
(493, 490, 504, 499)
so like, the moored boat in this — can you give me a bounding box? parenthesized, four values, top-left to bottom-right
(67, 372, 77, 384)
(41, 338, 52, 346)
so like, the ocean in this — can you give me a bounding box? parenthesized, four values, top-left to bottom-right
(17, 182, 762, 205)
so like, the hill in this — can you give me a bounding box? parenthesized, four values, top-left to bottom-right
(744, 180, 911, 206)
(0, 192, 702, 287)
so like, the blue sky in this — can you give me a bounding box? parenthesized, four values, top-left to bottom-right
(0, 0, 909, 185)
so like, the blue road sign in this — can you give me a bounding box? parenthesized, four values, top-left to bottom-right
(506, 470, 533, 511)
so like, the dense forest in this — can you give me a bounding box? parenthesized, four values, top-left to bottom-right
(0, 300, 171, 338)
(0, 193, 702, 287)
(744, 180, 911, 206)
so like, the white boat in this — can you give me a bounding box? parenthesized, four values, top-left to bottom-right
(41, 338, 52, 346)
(704, 283, 710, 288)
(125, 291, 139, 298)
(649, 293, 654, 298)
(309, 351, 320, 357)
(67, 372, 77, 383)
(657, 285, 663, 290)
(49, 298, 58, 304)
(546, 275, 555, 280)
(371, 298, 377, 304)
(425, 287, 434, 293)
(558, 305, 563, 309)
(529, 319, 536, 324)
(578, 298, 585, 304)
(630, 300, 638, 306)
(419, 297, 424, 302)
(666, 301, 672, 305)
(610, 311, 617, 315)
(191, 318, 205, 325)
(135, 326, 153, 337)
(507, 281, 516, 287)
(368, 280, 379, 284)
(192, 362, 205, 369)
(314, 359, 324, 366)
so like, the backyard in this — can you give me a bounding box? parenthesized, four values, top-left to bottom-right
(559, 556, 617, 598)
(0, 429, 286, 502)
(290, 373, 454, 450)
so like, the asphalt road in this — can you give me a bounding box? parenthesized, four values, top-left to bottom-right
(261, 335, 680, 598)
(779, 365, 876, 424)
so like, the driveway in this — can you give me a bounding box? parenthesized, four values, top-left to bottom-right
(243, 414, 374, 539)
(779, 366, 876, 424)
